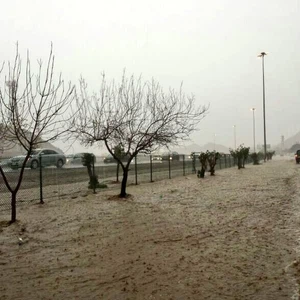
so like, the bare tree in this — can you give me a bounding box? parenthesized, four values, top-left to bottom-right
(0, 44, 76, 223)
(71, 73, 208, 198)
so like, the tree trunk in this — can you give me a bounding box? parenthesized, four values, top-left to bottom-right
(200, 167, 205, 178)
(238, 158, 242, 169)
(120, 167, 128, 197)
(11, 192, 17, 223)
(116, 163, 120, 182)
(87, 165, 93, 180)
(209, 162, 215, 175)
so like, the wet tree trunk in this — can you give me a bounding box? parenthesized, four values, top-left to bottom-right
(200, 166, 206, 178)
(116, 163, 120, 182)
(210, 163, 216, 176)
(238, 158, 242, 169)
(87, 164, 93, 181)
(11, 192, 17, 223)
(1, 163, 26, 224)
(120, 167, 129, 197)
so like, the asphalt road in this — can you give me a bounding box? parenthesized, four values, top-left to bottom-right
(0, 160, 195, 190)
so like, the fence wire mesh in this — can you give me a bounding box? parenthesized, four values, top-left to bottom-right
(0, 154, 239, 214)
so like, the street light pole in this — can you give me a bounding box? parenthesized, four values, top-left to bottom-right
(251, 108, 256, 152)
(258, 52, 267, 161)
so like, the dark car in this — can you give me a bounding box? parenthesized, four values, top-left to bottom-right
(161, 151, 180, 161)
(295, 150, 300, 164)
(9, 148, 66, 169)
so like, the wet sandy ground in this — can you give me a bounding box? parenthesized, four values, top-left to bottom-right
(1, 159, 300, 299)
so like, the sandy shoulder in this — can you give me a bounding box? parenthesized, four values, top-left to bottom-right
(1, 159, 300, 299)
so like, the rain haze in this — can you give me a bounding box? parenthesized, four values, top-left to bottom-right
(1, 0, 299, 154)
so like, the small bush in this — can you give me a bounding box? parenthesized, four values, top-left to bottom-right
(250, 152, 260, 165)
(266, 151, 275, 160)
(207, 151, 220, 176)
(98, 182, 108, 189)
(230, 145, 250, 169)
(198, 152, 209, 178)
(88, 175, 107, 191)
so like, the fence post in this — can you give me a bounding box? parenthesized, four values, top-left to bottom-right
(192, 153, 196, 173)
(39, 154, 44, 204)
(183, 155, 185, 176)
(135, 156, 138, 185)
(168, 155, 171, 179)
(92, 156, 96, 194)
(219, 156, 222, 169)
(224, 155, 227, 168)
(150, 155, 153, 182)
(92, 155, 95, 177)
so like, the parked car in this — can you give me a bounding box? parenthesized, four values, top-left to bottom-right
(161, 151, 180, 161)
(66, 153, 96, 165)
(9, 148, 66, 169)
(295, 150, 300, 164)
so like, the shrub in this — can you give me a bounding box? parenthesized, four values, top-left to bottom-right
(207, 151, 220, 176)
(250, 152, 260, 165)
(257, 152, 264, 161)
(198, 152, 209, 178)
(241, 146, 250, 168)
(83, 153, 100, 193)
(230, 145, 250, 169)
(88, 175, 107, 190)
(266, 151, 275, 160)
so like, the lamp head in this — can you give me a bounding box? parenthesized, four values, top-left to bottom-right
(258, 52, 267, 57)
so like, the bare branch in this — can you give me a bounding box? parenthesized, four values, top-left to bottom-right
(70, 72, 209, 197)
(0, 43, 76, 222)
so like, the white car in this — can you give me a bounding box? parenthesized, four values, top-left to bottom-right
(9, 148, 66, 169)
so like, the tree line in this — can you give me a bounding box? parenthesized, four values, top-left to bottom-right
(0, 45, 208, 223)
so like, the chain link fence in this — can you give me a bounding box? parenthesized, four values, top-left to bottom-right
(0, 154, 240, 213)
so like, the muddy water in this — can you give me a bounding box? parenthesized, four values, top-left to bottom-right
(1, 159, 300, 299)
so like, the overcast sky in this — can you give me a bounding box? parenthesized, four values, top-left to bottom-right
(1, 0, 299, 154)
